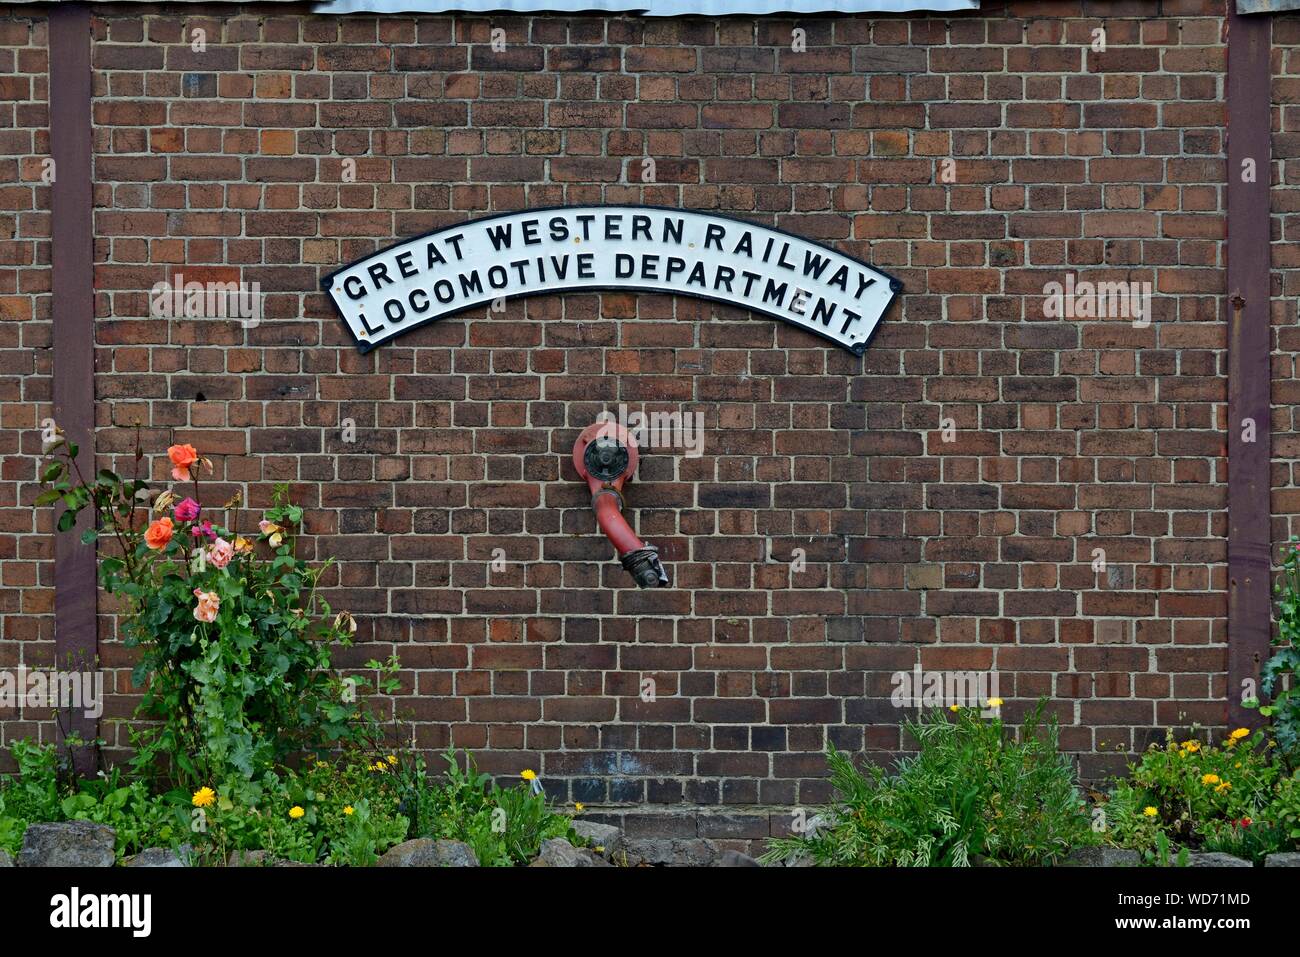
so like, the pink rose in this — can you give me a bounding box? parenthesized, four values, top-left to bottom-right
(174, 497, 200, 522)
(192, 588, 220, 624)
(190, 520, 215, 540)
(207, 537, 234, 569)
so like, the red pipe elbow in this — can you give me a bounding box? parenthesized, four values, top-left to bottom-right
(592, 487, 645, 555)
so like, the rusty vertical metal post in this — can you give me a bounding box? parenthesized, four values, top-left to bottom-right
(49, 3, 98, 774)
(1226, 4, 1272, 729)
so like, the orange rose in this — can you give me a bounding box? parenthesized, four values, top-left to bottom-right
(168, 443, 199, 482)
(144, 517, 174, 550)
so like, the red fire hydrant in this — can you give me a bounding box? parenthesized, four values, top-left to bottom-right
(572, 420, 669, 588)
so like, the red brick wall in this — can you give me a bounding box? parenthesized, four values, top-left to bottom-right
(0, 9, 50, 749)
(1273, 16, 1300, 549)
(0, 2, 1254, 829)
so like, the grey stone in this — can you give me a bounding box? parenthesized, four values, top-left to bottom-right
(717, 849, 760, 867)
(1265, 852, 1300, 867)
(623, 838, 720, 867)
(19, 821, 116, 868)
(538, 837, 581, 867)
(1060, 846, 1141, 867)
(376, 838, 478, 868)
(0, 849, 13, 867)
(571, 820, 623, 861)
(124, 847, 186, 867)
(432, 840, 478, 868)
(1187, 852, 1252, 868)
(227, 849, 272, 867)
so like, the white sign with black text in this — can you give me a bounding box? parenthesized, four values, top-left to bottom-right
(324, 206, 900, 355)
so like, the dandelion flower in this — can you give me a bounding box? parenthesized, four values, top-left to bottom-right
(948, 704, 960, 712)
(289, 806, 305, 819)
(1182, 741, 1201, 753)
(575, 802, 585, 812)
(1142, 806, 1158, 817)
(1201, 773, 1220, 786)
(192, 786, 215, 808)
(1229, 727, 1250, 741)
(386, 755, 398, 766)
(343, 806, 355, 816)
(521, 769, 537, 781)
(986, 697, 1003, 708)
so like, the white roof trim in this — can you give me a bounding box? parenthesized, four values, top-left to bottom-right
(315, 0, 977, 15)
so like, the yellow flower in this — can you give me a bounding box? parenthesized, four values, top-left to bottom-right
(575, 802, 585, 812)
(1201, 773, 1220, 786)
(521, 769, 537, 781)
(1230, 727, 1250, 741)
(986, 697, 1003, 708)
(948, 704, 960, 712)
(191, 786, 215, 808)
(315, 760, 328, 769)
(1182, 741, 1201, 753)
(1142, 806, 1158, 817)
(1216, 781, 1232, 794)
(343, 805, 355, 816)
(386, 755, 398, 766)
(289, 805, 305, 819)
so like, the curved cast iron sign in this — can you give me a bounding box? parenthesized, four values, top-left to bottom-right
(323, 206, 901, 355)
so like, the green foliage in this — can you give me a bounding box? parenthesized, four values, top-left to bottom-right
(1249, 539, 1300, 764)
(0, 740, 64, 854)
(761, 702, 1093, 867)
(60, 771, 186, 858)
(185, 754, 409, 866)
(1101, 729, 1281, 861)
(404, 750, 578, 866)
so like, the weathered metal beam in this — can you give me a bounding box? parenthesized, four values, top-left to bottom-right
(1226, 5, 1273, 730)
(1236, 0, 1300, 16)
(49, 3, 98, 775)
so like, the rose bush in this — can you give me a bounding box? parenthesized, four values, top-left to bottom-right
(38, 429, 371, 804)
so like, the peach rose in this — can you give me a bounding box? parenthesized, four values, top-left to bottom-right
(207, 537, 234, 569)
(144, 517, 174, 550)
(168, 443, 199, 482)
(192, 588, 220, 624)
